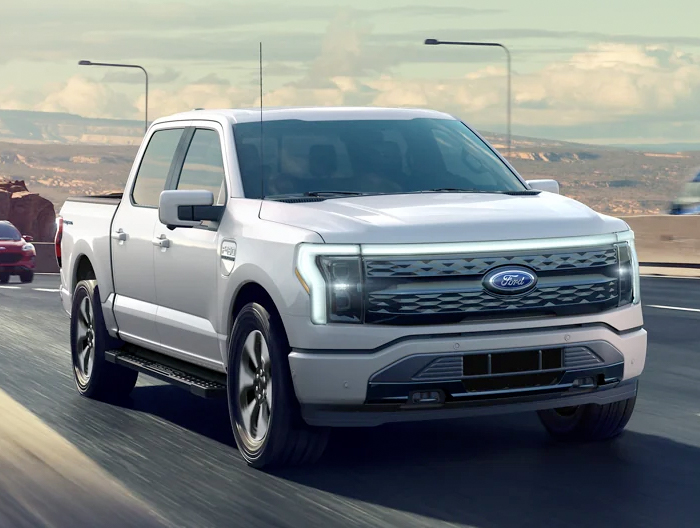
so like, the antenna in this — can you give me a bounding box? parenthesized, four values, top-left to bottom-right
(259, 42, 264, 200)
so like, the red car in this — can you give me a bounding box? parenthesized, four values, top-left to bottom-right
(0, 220, 35, 283)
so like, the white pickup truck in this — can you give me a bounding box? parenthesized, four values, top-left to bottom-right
(57, 107, 646, 468)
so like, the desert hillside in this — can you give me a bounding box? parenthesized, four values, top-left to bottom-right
(0, 109, 698, 216)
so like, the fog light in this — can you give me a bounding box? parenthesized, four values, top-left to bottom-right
(572, 377, 596, 388)
(409, 390, 444, 404)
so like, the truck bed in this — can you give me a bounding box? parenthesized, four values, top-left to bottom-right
(58, 196, 121, 314)
(65, 192, 123, 206)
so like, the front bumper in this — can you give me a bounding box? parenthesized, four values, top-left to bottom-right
(288, 324, 646, 427)
(0, 260, 35, 274)
(302, 378, 639, 427)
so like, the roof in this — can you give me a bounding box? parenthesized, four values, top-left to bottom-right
(152, 106, 457, 127)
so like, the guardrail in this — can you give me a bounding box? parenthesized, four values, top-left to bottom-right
(31, 215, 700, 275)
(620, 215, 700, 268)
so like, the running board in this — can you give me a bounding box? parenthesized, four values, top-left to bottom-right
(105, 347, 227, 399)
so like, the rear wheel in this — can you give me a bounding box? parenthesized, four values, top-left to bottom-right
(537, 392, 637, 442)
(228, 302, 329, 468)
(19, 271, 33, 283)
(0, 273, 9, 284)
(70, 279, 138, 401)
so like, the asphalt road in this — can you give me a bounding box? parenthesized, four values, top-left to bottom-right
(1, 274, 699, 528)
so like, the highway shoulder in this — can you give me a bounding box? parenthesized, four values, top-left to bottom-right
(0, 387, 171, 528)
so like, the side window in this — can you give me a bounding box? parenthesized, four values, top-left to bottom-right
(131, 128, 183, 207)
(176, 128, 227, 205)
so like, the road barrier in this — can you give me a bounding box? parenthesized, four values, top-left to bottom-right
(31, 215, 700, 275)
(33, 243, 59, 273)
(620, 215, 700, 267)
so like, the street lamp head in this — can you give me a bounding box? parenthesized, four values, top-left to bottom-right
(78, 60, 92, 66)
(424, 39, 441, 45)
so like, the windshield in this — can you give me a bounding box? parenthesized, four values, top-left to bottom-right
(232, 118, 526, 199)
(0, 223, 21, 241)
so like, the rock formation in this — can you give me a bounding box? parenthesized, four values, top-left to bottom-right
(0, 179, 56, 241)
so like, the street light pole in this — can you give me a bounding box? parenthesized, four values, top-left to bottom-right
(424, 39, 511, 158)
(78, 60, 149, 134)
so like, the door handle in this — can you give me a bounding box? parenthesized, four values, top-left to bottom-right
(111, 229, 127, 241)
(153, 234, 171, 248)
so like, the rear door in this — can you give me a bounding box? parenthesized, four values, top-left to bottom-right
(153, 123, 229, 369)
(111, 125, 187, 347)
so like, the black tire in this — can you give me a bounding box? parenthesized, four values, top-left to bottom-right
(19, 271, 33, 283)
(537, 392, 637, 442)
(70, 279, 138, 401)
(0, 273, 9, 284)
(227, 302, 330, 469)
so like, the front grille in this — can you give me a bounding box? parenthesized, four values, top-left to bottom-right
(367, 280, 618, 317)
(363, 245, 621, 324)
(0, 253, 21, 264)
(365, 248, 618, 278)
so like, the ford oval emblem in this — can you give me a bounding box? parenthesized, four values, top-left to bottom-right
(483, 266, 537, 295)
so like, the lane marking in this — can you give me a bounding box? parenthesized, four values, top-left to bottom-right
(0, 388, 170, 526)
(0, 285, 21, 290)
(641, 275, 700, 280)
(33, 288, 60, 293)
(646, 304, 700, 313)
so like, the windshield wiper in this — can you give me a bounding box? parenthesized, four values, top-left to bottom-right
(303, 191, 373, 197)
(419, 188, 541, 195)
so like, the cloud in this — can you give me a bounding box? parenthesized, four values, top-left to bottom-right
(0, 1, 500, 66)
(100, 67, 181, 84)
(138, 83, 251, 117)
(192, 73, 230, 86)
(514, 44, 700, 122)
(31, 76, 137, 119)
(3, 10, 700, 146)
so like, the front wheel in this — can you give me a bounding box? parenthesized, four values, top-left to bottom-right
(19, 271, 33, 283)
(537, 392, 637, 442)
(0, 273, 9, 284)
(228, 302, 329, 468)
(70, 279, 138, 401)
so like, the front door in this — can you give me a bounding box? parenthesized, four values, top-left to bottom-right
(111, 126, 185, 348)
(153, 125, 228, 369)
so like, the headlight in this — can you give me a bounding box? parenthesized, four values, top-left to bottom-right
(616, 230, 640, 306)
(22, 243, 34, 252)
(295, 244, 361, 325)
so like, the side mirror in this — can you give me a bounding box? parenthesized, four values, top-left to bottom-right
(23, 235, 34, 242)
(158, 190, 224, 229)
(526, 179, 560, 195)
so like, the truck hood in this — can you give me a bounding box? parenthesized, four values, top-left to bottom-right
(259, 192, 629, 244)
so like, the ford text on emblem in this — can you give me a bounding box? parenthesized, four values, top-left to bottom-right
(483, 266, 537, 295)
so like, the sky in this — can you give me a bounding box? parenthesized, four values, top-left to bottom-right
(1, 0, 700, 145)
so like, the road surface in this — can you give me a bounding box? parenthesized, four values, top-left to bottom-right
(0, 274, 699, 528)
